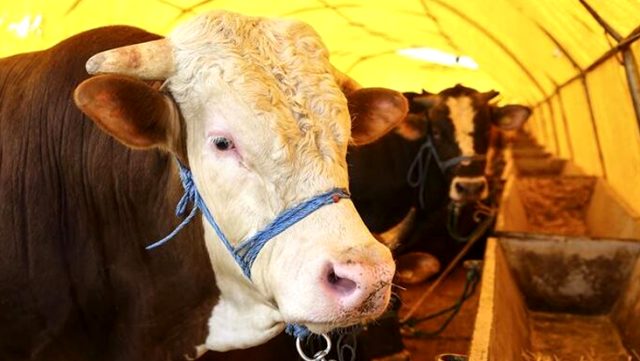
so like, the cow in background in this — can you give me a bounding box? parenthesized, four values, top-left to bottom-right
(348, 84, 530, 265)
(0, 11, 410, 361)
(323, 85, 529, 361)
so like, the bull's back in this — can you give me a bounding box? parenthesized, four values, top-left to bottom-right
(0, 27, 217, 361)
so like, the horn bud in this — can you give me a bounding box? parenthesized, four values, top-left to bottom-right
(331, 65, 361, 95)
(86, 39, 175, 80)
(478, 89, 500, 103)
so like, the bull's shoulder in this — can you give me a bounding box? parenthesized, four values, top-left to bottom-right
(0, 26, 217, 361)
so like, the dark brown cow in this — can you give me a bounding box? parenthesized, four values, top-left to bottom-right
(348, 85, 530, 261)
(0, 26, 217, 361)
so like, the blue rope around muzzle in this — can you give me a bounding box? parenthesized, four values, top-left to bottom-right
(406, 136, 485, 208)
(146, 160, 350, 339)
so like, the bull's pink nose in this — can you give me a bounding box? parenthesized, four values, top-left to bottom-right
(325, 263, 359, 296)
(323, 262, 382, 308)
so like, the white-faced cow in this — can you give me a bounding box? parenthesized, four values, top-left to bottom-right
(0, 10, 410, 361)
(348, 84, 530, 261)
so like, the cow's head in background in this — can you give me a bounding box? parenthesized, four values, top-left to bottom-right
(403, 84, 530, 204)
(74, 11, 406, 352)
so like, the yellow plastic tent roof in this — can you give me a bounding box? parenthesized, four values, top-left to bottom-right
(2, 1, 640, 213)
(1, 0, 638, 103)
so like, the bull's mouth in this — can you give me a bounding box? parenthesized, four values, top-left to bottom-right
(300, 316, 374, 335)
(450, 190, 490, 204)
(286, 283, 392, 335)
(303, 322, 348, 335)
(451, 197, 479, 206)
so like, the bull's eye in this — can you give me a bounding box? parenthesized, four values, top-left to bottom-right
(209, 136, 234, 151)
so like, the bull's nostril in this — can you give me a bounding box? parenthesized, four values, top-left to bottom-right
(327, 268, 357, 296)
(328, 270, 338, 283)
(455, 182, 466, 194)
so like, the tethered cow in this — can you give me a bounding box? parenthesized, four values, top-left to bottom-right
(349, 85, 530, 264)
(0, 10, 410, 360)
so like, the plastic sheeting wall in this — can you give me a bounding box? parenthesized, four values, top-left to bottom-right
(1, 0, 640, 214)
(588, 58, 640, 211)
(529, 38, 640, 216)
(559, 80, 604, 176)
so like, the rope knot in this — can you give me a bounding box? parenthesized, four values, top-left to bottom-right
(286, 323, 311, 338)
(175, 164, 197, 217)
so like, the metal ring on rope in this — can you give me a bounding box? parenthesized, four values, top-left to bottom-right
(296, 333, 333, 361)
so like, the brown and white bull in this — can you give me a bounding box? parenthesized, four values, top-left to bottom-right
(0, 10, 408, 360)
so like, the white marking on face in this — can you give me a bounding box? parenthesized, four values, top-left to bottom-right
(445, 96, 476, 157)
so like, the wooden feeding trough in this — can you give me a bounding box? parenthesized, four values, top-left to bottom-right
(501, 146, 581, 180)
(510, 146, 551, 159)
(510, 158, 585, 177)
(498, 176, 640, 239)
(469, 238, 640, 360)
(468, 175, 640, 360)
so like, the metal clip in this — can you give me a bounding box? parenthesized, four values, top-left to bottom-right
(296, 333, 336, 361)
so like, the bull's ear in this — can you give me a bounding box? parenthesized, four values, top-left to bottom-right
(74, 74, 180, 150)
(348, 87, 409, 146)
(493, 104, 531, 130)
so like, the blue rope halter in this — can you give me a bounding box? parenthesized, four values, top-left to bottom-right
(147, 160, 350, 339)
(406, 136, 485, 209)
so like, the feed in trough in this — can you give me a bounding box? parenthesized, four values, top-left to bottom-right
(517, 177, 596, 236)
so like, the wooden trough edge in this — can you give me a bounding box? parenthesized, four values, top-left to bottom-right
(467, 237, 497, 361)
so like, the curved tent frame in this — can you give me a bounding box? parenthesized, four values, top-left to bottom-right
(2, 0, 639, 213)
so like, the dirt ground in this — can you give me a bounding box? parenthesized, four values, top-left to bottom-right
(398, 265, 481, 361)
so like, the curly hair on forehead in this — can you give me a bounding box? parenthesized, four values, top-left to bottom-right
(168, 10, 351, 161)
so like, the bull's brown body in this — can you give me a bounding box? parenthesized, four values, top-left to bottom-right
(0, 26, 219, 361)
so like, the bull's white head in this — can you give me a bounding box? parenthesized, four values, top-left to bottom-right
(74, 11, 407, 352)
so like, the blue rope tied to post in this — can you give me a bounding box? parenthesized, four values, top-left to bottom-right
(147, 160, 350, 339)
(406, 136, 486, 209)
